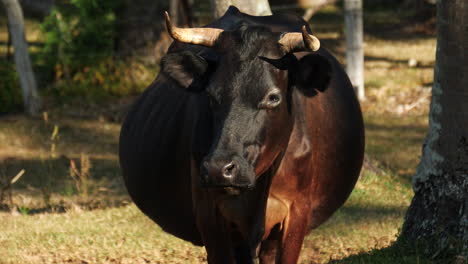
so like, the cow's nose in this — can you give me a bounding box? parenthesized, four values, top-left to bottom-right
(201, 159, 238, 182)
(222, 161, 237, 178)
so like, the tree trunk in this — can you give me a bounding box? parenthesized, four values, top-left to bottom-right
(6, 21, 12, 61)
(401, 0, 468, 257)
(116, 0, 170, 63)
(170, 0, 194, 27)
(210, 0, 272, 18)
(2, 0, 41, 115)
(344, 0, 365, 101)
(117, 0, 195, 62)
(19, 0, 54, 19)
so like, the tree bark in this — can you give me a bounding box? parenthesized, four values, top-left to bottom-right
(2, 0, 41, 115)
(210, 0, 272, 18)
(401, 0, 468, 257)
(117, 0, 194, 62)
(170, 0, 194, 27)
(344, 0, 365, 101)
(19, 0, 54, 18)
(116, 0, 170, 63)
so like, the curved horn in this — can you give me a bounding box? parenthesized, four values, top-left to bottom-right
(165, 11, 223, 47)
(278, 26, 321, 53)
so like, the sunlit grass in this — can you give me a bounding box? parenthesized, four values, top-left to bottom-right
(1, 205, 207, 264)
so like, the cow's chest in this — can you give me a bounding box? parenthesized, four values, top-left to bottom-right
(263, 194, 290, 239)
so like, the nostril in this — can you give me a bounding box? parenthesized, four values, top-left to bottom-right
(222, 162, 237, 178)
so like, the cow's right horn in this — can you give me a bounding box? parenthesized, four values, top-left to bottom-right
(165, 12, 223, 47)
(279, 26, 320, 53)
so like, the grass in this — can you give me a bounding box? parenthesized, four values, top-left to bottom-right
(1, 205, 206, 264)
(0, 4, 439, 264)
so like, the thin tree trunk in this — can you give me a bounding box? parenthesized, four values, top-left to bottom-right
(344, 0, 365, 101)
(116, 0, 170, 63)
(210, 0, 272, 18)
(170, 0, 193, 27)
(2, 0, 41, 115)
(302, 0, 337, 21)
(6, 21, 12, 61)
(19, 0, 54, 18)
(401, 0, 468, 257)
(170, 0, 181, 27)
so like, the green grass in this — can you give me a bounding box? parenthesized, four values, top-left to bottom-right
(0, 4, 440, 264)
(300, 167, 414, 263)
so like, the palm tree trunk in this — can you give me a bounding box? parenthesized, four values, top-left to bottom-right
(401, 0, 468, 256)
(2, 0, 41, 115)
(344, 0, 365, 101)
(116, 0, 170, 63)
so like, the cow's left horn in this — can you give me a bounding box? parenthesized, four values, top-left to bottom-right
(165, 11, 223, 47)
(279, 26, 320, 53)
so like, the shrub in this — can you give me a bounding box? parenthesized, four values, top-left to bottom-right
(41, 0, 120, 73)
(0, 62, 22, 113)
(47, 59, 155, 101)
(40, 0, 128, 100)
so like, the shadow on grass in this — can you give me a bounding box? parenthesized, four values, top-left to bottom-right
(0, 111, 130, 213)
(364, 116, 428, 184)
(315, 204, 407, 233)
(0, 156, 130, 214)
(0, 114, 120, 156)
(1, 156, 123, 191)
(328, 239, 442, 264)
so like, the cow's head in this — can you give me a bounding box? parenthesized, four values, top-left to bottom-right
(162, 12, 331, 193)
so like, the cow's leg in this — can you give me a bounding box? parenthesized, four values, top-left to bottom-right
(277, 205, 310, 264)
(204, 238, 235, 264)
(196, 210, 235, 263)
(193, 194, 235, 264)
(191, 161, 235, 263)
(234, 243, 257, 264)
(200, 223, 259, 264)
(259, 239, 279, 264)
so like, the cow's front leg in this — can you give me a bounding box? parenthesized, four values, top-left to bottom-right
(233, 243, 260, 264)
(195, 203, 260, 264)
(194, 198, 236, 264)
(278, 203, 311, 264)
(259, 239, 279, 263)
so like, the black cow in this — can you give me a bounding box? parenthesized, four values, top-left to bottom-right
(119, 6, 364, 264)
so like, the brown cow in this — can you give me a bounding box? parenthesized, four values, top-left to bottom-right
(119, 6, 364, 264)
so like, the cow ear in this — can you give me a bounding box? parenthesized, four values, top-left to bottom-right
(161, 51, 210, 90)
(293, 53, 332, 96)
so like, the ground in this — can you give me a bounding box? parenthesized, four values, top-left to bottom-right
(0, 5, 438, 264)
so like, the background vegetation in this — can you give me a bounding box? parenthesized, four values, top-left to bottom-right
(0, 1, 443, 263)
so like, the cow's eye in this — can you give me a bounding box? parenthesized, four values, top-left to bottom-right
(268, 94, 280, 103)
(260, 91, 281, 109)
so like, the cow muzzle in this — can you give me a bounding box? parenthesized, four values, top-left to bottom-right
(200, 155, 255, 190)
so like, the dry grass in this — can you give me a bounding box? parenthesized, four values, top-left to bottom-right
(1, 205, 207, 264)
(0, 5, 438, 264)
